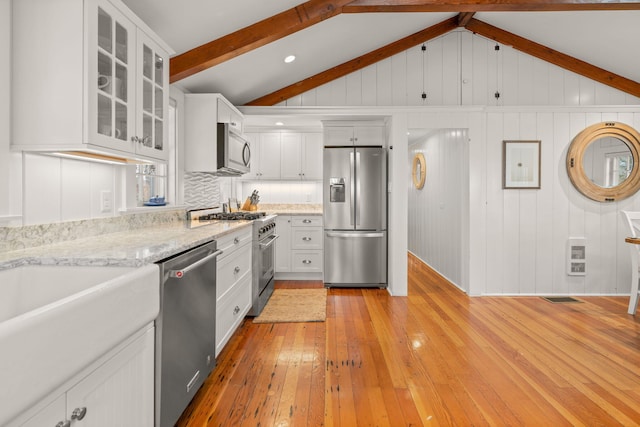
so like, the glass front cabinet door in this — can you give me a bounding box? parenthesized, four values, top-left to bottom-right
(135, 30, 169, 161)
(89, 0, 169, 161)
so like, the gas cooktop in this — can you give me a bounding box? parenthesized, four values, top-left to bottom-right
(187, 208, 269, 228)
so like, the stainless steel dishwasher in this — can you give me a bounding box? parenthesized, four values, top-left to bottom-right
(155, 240, 222, 427)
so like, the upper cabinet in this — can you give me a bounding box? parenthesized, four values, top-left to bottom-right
(11, 0, 172, 162)
(280, 133, 323, 180)
(244, 133, 281, 180)
(323, 121, 387, 146)
(244, 131, 323, 181)
(184, 93, 245, 172)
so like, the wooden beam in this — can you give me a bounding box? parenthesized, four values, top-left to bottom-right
(343, 0, 640, 12)
(169, 0, 353, 83)
(245, 16, 459, 106)
(464, 18, 640, 98)
(457, 12, 475, 26)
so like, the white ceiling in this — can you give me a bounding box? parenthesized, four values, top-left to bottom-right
(122, 1, 640, 108)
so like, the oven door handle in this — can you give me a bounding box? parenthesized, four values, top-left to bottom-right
(259, 234, 279, 249)
(168, 249, 223, 279)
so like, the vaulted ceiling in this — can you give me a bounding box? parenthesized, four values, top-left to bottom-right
(122, 0, 640, 106)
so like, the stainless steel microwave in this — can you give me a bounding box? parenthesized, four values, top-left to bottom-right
(216, 123, 251, 176)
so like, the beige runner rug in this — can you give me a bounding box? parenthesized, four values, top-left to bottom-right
(253, 288, 327, 323)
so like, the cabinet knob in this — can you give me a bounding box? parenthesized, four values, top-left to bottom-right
(302, 259, 312, 264)
(56, 421, 71, 427)
(302, 219, 312, 224)
(234, 237, 240, 244)
(234, 266, 240, 273)
(233, 305, 240, 315)
(302, 237, 312, 241)
(71, 407, 87, 421)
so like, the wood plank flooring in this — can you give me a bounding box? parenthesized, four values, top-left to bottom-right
(177, 253, 640, 426)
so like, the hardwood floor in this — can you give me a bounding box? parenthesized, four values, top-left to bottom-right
(177, 254, 640, 426)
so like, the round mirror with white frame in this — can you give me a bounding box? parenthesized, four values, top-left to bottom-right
(567, 122, 640, 202)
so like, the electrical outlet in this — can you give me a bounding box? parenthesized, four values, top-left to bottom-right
(100, 190, 113, 213)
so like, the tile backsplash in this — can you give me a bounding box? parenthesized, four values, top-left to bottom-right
(184, 172, 221, 209)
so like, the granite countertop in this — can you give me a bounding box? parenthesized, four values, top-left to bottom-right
(0, 220, 252, 270)
(260, 204, 323, 215)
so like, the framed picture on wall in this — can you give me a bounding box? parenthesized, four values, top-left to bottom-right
(503, 140, 541, 189)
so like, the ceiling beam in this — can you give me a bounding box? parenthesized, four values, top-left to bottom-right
(457, 12, 475, 26)
(343, 0, 640, 12)
(245, 16, 459, 106)
(169, 0, 353, 83)
(464, 18, 640, 98)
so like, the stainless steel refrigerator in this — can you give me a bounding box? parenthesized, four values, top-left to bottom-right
(323, 146, 387, 287)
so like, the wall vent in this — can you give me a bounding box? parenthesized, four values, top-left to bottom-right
(567, 238, 586, 276)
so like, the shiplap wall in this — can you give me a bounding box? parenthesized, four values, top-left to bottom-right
(482, 110, 640, 295)
(281, 30, 640, 108)
(279, 29, 640, 295)
(408, 129, 468, 289)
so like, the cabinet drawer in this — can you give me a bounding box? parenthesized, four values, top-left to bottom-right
(291, 216, 323, 227)
(217, 244, 252, 299)
(291, 228, 323, 250)
(217, 227, 252, 258)
(216, 273, 252, 356)
(291, 251, 323, 273)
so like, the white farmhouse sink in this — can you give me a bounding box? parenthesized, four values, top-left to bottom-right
(0, 263, 160, 425)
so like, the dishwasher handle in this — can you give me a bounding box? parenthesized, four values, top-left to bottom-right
(168, 249, 223, 279)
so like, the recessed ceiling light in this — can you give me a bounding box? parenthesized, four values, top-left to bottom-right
(284, 55, 296, 63)
(275, 121, 284, 126)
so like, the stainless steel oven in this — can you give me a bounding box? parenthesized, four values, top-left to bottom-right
(249, 214, 278, 316)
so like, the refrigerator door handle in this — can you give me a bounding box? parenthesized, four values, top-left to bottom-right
(350, 151, 355, 226)
(355, 151, 361, 226)
(326, 232, 384, 238)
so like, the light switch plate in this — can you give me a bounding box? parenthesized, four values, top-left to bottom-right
(100, 190, 113, 213)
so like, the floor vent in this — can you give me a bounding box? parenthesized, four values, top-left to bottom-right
(542, 296, 582, 304)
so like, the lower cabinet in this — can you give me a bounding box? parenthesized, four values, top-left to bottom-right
(216, 226, 252, 357)
(18, 325, 154, 427)
(275, 215, 323, 279)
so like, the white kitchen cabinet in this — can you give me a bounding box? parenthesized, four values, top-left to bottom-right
(184, 93, 245, 172)
(12, 0, 171, 162)
(281, 132, 323, 180)
(17, 325, 154, 427)
(216, 227, 252, 356)
(245, 133, 282, 180)
(275, 215, 323, 278)
(217, 97, 243, 134)
(323, 122, 386, 146)
(275, 216, 292, 272)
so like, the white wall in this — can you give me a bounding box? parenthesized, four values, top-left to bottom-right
(408, 129, 468, 291)
(282, 30, 640, 108)
(271, 29, 640, 296)
(0, 0, 22, 224)
(22, 153, 120, 225)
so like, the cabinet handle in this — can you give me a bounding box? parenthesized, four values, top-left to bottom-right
(56, 421, 71, 427)
(234, 266, 240, 273)
(302, 259, 312, 264)
(302, 219, 312, 224)
(234, 237, 240, 244)
(233, 305, 240, 315)
(302, 237, 312, 241)
(71, 407, 87, 421)
(130, 135, 151, 145)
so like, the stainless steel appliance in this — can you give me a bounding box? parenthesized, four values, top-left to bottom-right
(323, 146, 387, 287)
(155, 240, 222, 427)
(248, 214, 278, 316)
(187, 208, 278, 316)
(216, 122, 251, 176)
